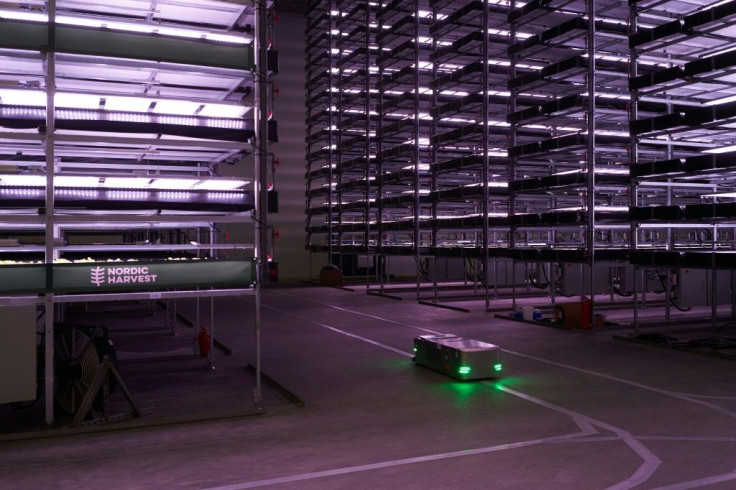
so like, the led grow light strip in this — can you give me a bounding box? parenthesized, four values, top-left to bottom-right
(434, 212, 509, 219)
(0, 89, 248, 120)
(702, 192, 736, 199)
(0, 174, 249, 190)
(704, 95, 736, 107)
(473, 182, 509, 188)
(552, 168, 629, 175)
(554, 206, 629, 212)
(638, 223, 721, 229)
(705, 145, 736, 154)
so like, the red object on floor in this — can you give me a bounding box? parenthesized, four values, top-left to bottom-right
(198, 325, 211, 357)
(579, 298, 592, 330)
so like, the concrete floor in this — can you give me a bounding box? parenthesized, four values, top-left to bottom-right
(2, 285, 736, 489)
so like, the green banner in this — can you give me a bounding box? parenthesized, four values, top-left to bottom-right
(0, 264, 47, 295)
(0, 260, 256, 295)
(52, 260, 256, 293)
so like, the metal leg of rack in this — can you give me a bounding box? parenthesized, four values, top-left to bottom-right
(208, 294, 215, 370)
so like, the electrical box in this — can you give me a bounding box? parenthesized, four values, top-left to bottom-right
(267, 189, 278, 213)
(0, 305, 37, 404)
(675, 269, 734, 308)
(384, 255, 416, 277)
(413, 334, 502, 381)
(267, 260, 278, 283)
(332, 254, 376, 276)
(490, 259, 528, 287)
(426, 258, 466, 281)
(267, 49, 279, 74)
(356, 255, 374, 269)
(558, 263, 611, 296)
(618, 266, 666, 294)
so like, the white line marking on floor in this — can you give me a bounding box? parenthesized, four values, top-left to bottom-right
(268, 293, 736, 411)
(635, 436, 736, 442)
(504, 349, 736, 419)
(203, 430, 595, 490)
(325, 304, 446, 335)
(572, 415, 598, 434)
(497, 385, 662, 490)
(249, 295, 664, 490)
(552, 436, 623, 443)
(649, 471, 736, 490)
(270, 290, 445, 335)
(259, 302, 412, 358)
(683, 394, 736, 400)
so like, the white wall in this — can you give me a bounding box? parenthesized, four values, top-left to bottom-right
(270, 12, 327, 282)
(220, 13, 326, 282)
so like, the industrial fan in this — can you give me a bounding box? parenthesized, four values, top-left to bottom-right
(53, 325, 118, 416)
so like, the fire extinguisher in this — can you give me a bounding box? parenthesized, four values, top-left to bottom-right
(198, 325, 211, 357)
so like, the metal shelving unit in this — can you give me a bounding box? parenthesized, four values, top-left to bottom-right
(0, 0, 274, 424)
(332, 0, 376, 275)
(372, 0, 430, 294)
(628, 0, 736, 331)
(305, 0, 431, 288)
(425, 0, 512, 308)
(304, 0, 335, 260)
(305, 0, 736, 326)
(304, 0, 377, 278)
(507, 0, 631, 323)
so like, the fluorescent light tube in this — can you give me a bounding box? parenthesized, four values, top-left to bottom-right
(702, 192, 736, 198)
(0, 89, 46, 106)
(55, 93, 101, 109)
(103, 177, 153, 189)
(192, 179, 248, 191)
(103, 96, 154, 113)
(153, 100, 203, 115)
(639, 223, 717, 229)
(0, 174, 248, 190)
(0, 175, 46, 186)
(55, 176, 100, 187)
(150, 178, 208, 190)
(198, 104, 247, 118)
(705, 145, 736, 154)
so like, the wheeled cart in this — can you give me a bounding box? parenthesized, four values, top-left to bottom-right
(413, 334, 502, 380)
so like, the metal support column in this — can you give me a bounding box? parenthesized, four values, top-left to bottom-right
(413, 0, 421, 301)
(253, 0, 269, 406)
(327, 0, 335, 266)
(481, 0, 490, 310)
(508, 0, 519, 313)
(364, 2, 373, 289)
(585, 0, 597, 329)
(44, 0, 57, 426)
(628, 0, 640, 335)
(427, 3, 439, 304)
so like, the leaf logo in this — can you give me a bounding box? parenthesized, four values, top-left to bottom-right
(90, 266, 105, 287)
